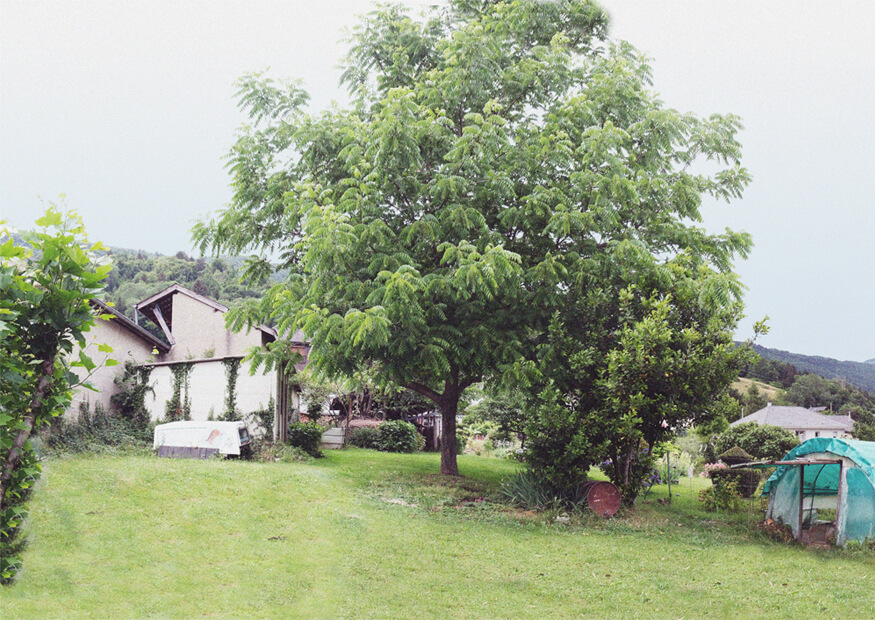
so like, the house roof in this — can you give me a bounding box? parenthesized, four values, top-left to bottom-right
(731, 405, 855, 432)
(90, 298, 171, 354)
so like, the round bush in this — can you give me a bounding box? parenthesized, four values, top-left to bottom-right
(348, 426, 380, 450)
(376, 420, 424, 453)
(286, 421, 323, 457)
(714, 422, 798, 461)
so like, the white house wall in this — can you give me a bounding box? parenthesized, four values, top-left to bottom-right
(798, 429, 850, 442)
(69, 316, 158, 419)
(145, 358, 277, 433)
(165, 293, 264, 361)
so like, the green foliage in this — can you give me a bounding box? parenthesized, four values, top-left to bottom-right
(221, 358, 242, 421)
(347, 426, 380, 450)
(713, 422, 799, 461)
(782, 372, 873, 413)
(739, 356, 801, 389)
(751, 343, 875, 394)
(250, 440, 312, 463)
(110, 361, 154, 430)
(527, 270, 759, 504)
(375, 420, 424, 454)
(716, 445, 754, 465)
(286, 422, 323, 457)
(103, 251, 269, 323)
(850, 407, 875, 441)
(164, 363, 193, 421)
(708, 468, 761, 498)
(45, 402, 151, 454)
(1, 207, 110, 583)
(743, 382, 769, 413)
(465, 388, 527, 446)
(498, 470, 590, 511)
(658, 448, 693, 482)
(699, 479, 744, 512)
(523, 387, 605, 491)
(194, 1, 751, 480)
(250, 396, 276, 438)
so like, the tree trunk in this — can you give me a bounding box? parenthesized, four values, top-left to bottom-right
(0, 356, 56, 503)
(405, 374, 469, 477)
(439, 397, 459, 476)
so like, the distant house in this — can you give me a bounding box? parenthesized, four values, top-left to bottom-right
(730, 404, 855, 441)
(71, 285, 308, 440)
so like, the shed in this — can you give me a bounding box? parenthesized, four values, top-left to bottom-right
(759, 438, 875, 546)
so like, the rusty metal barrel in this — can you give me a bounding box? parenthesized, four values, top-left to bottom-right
(580, 481, 622, 517)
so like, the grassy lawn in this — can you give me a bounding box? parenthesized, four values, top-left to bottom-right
(2, 450, 872, 618)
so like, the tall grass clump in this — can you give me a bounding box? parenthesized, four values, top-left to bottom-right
(499, 470, 589, 511)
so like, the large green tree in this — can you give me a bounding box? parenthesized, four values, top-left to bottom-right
(195, 0, 750, 476)
(525, 258, 758, 502)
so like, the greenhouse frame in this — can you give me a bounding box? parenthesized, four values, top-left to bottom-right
(754, 438, 875, 546)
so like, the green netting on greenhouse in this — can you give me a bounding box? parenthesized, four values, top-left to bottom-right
(763, 438, 875, 543)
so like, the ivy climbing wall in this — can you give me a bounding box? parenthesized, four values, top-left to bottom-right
(146, 358, 282, 435)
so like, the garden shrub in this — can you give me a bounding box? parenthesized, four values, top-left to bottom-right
(286, 421, 323, 457)
(376, 420, 424, 453)
(659, 449, 693, 482)
(348, 426, 380, 450)
(709, 468, 761, 498)
(699, 479, 743, 512)
(717, 445, 754, 466)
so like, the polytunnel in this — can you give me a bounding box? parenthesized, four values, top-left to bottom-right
(757, 438, 875, 546)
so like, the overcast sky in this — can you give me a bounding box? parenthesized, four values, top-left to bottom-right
(2, 1, 873, 362)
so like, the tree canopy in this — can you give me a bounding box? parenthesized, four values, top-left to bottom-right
(195, 0, 752, 477)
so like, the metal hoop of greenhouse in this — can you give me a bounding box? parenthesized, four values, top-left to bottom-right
(754, 438, 875, 546)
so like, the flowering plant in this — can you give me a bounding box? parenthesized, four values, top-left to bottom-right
(700, 462, 727, 478)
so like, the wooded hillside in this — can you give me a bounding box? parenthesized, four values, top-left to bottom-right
(750, 344, 875, 394)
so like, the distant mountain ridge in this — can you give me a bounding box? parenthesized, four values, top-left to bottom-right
(751, 344, 875, 394)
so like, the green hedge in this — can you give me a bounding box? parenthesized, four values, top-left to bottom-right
(348, 426, 380, 450)
(287, 421, 323, 457)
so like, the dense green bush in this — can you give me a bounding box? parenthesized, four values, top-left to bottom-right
(45, 403, 152, 454)
(699, 479, 743, 512)
(286, 421, 323, 457)
(376, 420, 424, 453)
(713, 422, 798, 461)
(348, 426, 380, 450)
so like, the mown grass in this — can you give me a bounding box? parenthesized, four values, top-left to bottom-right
(2, 449, 872, 619)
